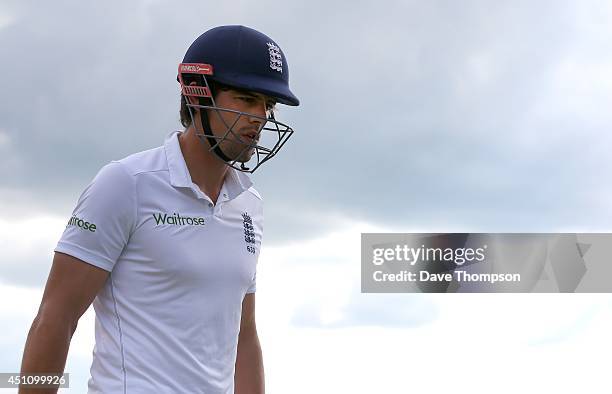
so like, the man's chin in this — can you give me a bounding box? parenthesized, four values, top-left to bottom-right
(239, 156, 254, 164)
(232, 148, 256, 163)
(229, 153, 254, 165)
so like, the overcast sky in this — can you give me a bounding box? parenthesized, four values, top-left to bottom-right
(1, 0, 612, 393)
(2, 0, 612, 239)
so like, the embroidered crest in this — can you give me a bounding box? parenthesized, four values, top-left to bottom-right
(266, 42, 283, 73)
(242, 212, 256, 254)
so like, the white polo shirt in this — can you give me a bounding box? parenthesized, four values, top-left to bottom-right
(54, 130, 263, 394)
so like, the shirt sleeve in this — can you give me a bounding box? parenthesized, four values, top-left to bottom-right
(54, 161, 136, 272)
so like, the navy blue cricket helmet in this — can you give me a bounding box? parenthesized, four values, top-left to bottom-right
(180, 25, 299, 106)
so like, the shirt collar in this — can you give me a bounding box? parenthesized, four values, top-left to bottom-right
(163, 130, 253, 199)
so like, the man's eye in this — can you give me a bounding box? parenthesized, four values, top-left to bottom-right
(239, 97, 255, 103)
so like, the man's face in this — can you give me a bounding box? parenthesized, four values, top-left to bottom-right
(206, 88, 275, 163)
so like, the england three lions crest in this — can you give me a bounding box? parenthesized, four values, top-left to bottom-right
(242, 212, 257, 254)
(266, 42, 283, 73)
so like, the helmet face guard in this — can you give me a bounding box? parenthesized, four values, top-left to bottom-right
(178, 62, 295, 173)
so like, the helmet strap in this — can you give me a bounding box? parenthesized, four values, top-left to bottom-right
(196, 96, 232, 162)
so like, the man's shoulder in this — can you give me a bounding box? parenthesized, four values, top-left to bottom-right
(114, 144, 168, 177)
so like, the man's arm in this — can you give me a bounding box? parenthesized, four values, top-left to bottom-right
(235, 293, 264, 394)
(19, 252, 110, 394)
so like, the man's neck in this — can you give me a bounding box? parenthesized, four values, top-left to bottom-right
(178, 127, 229, 204)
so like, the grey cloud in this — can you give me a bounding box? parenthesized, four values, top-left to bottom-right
(291, 290, 438, 329)
(0, 225, 57, 287)
(1, 0, 611, 248)
(0, 252, 52, 288)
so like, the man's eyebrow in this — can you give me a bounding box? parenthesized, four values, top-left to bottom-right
(234, 90, 276, 104)
(232, 90, 259, 98)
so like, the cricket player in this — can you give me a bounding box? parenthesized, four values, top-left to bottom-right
(19, 25, 299, 393)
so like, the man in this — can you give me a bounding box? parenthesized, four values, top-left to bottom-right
(19, 25, 299, 394)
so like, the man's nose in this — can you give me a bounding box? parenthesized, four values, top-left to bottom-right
(248, 102, 267, 124)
